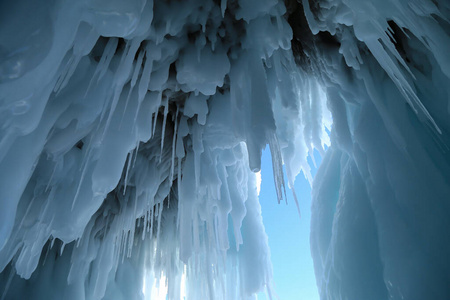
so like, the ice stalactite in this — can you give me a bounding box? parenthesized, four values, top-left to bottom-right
(0, 1, 329, 299)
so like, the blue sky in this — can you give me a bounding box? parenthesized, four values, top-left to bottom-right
(257, 148, 321, 300)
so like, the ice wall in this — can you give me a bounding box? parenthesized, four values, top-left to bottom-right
(296, 0, 450, 299)
(0, 1, 330, 299)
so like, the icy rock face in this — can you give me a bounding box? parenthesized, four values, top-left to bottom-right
(296, 1, 450, 299)
(0, 1, 331, 299)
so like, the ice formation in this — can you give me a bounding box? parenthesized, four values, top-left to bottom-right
(0, 0, 449, 299)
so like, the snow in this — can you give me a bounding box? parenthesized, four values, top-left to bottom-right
(0, 0, 449, 299)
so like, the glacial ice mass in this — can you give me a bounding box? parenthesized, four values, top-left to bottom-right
(0, 0, 449, 299)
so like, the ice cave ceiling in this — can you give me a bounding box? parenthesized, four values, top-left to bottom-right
(0, 0, 449, 299)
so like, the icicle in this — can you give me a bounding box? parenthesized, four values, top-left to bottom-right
(1, 266, 16, 300)
(268, 133, 287, 204)
(85, 37, 119, 98)
(364, 38, 442, 134)
(142, 206, 148, 240)
(121, 231, 128, 263)
(133, 47, 154, 126)
(16, 196, 36, 233)
(160, 97, 169, 162)
(128, 193, 139, 257)
(221, 0, 227, 17)
(152, 92, 163, 138)
(121, 48, 145, 127)
(176, 160, 182, 230)
(103, 39, 141, 139)
(102, 213, 111, 243)
(54, 55, 81, 94)
(192, 123, 204, 188)
(71, 153, 91, 211)
(156, 201, 163, 249)
(290, 186, 302, 218)
(138, 45, 153, 104)
(132, 142, 140, 171)
(147, 205, 152, 233)
(44, 162, 58, 193)
(193, 214, 200, 259)
(123, 151, 133, 195)
(150, 206, 154, 242)
(169, 107, 179, 185)
(60, 242, 65, 256)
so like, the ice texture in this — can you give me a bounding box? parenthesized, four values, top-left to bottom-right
(298, 0, 450, 299)
(0, 1, 330, 299)
(0, 0, 449, 300)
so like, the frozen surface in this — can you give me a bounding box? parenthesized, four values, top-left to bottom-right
(300, 1, 450, 299)
(0, 0, 449, 299)
(0, 1, 329, 299)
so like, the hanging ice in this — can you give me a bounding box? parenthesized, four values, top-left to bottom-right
(0, 0, 449, 300)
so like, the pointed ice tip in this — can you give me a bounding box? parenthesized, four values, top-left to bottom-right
(292, 188, 302, 219)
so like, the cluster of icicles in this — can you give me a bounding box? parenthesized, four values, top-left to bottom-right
(0, 0, 330, 299)
(2, 0, 447, 298)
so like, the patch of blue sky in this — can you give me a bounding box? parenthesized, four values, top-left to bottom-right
(258, 148, 322, 300)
